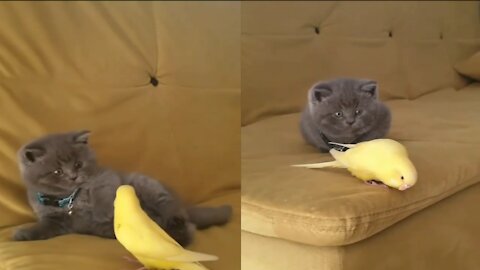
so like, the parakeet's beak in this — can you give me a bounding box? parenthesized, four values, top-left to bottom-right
(398, 183, 412, 191)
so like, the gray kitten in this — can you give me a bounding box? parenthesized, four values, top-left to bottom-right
(300, 78, 391, 152)
(13, 130, 232, 246)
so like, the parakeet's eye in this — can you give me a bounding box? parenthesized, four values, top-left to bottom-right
(355, 109, 362, 115)
(53, 169, 63, 176)
(401, 176, 404, 180)
(334, 112, 343, 118)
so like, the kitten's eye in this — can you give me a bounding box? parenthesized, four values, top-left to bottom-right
(355, 109, 362, 115)
(53, 169, 63, 176)
(74, 161, 83, 169)
(334, 112, 343, 118)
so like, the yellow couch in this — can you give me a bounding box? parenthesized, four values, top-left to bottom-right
(0, 2, 239, 270)
(241, 1, 480, 269)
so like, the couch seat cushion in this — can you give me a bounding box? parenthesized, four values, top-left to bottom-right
(455, 50, 480, 81)
(241, 85, 480, 247)
(0, 192, 239, 270)
(242, 182, 480, 270)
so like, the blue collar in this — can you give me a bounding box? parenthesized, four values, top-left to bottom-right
(36, 188, 80, 209)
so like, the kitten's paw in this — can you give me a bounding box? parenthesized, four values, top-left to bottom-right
(187, 222, 197, 234)
(170, 215, 187, 227)
(13, 227, 53, 241)
(219, 205, 233, 218)
(166, 217, 194, 247)
(13, 228, 37, 241)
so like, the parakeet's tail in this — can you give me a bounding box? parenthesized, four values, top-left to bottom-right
(187, 205, 232, 229)
(292, 161, 345, 169)
(167, 249, 218, 262)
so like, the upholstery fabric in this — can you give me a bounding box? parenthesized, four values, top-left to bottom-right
(242, 182, 480, 270)
(242, 85, 480, 247)
(0, 192, 239, 270)
(241, 1, 480, 125)
(241, 2, 480, 263)
(240, 1, 480, 269)
(455, 50, 480, 80)
(0, 2, 240, 270)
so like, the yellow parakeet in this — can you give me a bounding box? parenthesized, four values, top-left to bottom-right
(114, 185, 218, 270)
(293, 139, 417, 191)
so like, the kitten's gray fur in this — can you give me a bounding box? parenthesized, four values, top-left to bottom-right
(13, 130, 232, 246)
(300, 78, 391, 152)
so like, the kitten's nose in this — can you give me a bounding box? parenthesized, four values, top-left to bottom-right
(346, 119, 355, 125)
(70, 175, 78, 181)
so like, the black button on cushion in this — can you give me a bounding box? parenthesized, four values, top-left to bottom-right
(150, 76, 158, 86)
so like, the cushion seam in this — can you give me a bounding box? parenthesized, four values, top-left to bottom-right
(242, 198, 426, 232)
(242, 175, 480, 224)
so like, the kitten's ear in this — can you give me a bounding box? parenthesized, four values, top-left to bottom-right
(309, 85, 332, 103)
(22, 146, 45, 163)
(360, 81, 378, 98)
(73, 130, 91, 144)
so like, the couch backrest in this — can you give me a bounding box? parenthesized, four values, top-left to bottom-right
(242, 1, 480, 125)
(0, 2, 239, 226)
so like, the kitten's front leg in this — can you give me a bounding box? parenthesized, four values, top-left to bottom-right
(85, 183, 118, 239)
(13, 216, 70, 241)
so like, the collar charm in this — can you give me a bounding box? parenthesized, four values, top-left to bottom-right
(36, 188, 80, 215)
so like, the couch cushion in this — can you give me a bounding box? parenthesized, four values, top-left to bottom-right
(241, 85, 480, 247)
(0, 2, 239, 89)
(241, 1, 480, 125)
(455, 50, 480, 81)
(0, 82, 239, 227)
(0, 192, 239, 270)
(0, 1, 240, 227)
(0, 2, 239, 269)
(242, 182, 480, 270)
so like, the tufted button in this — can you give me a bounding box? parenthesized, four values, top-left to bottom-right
(314, 26, 320, 34)
(388, 31, 393, 37)
(150, 76, 158, 87)
(440, 33, 443, 39)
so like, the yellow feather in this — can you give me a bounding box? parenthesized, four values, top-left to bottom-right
(113, 185, 218, 270)
(293, 139, 417, 191)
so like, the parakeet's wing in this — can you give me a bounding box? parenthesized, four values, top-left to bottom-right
(115, 209, 182, 260)
(329, 148, 378, 181)
(116, 222, 167, 255)
(116, 206, 217, 263)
